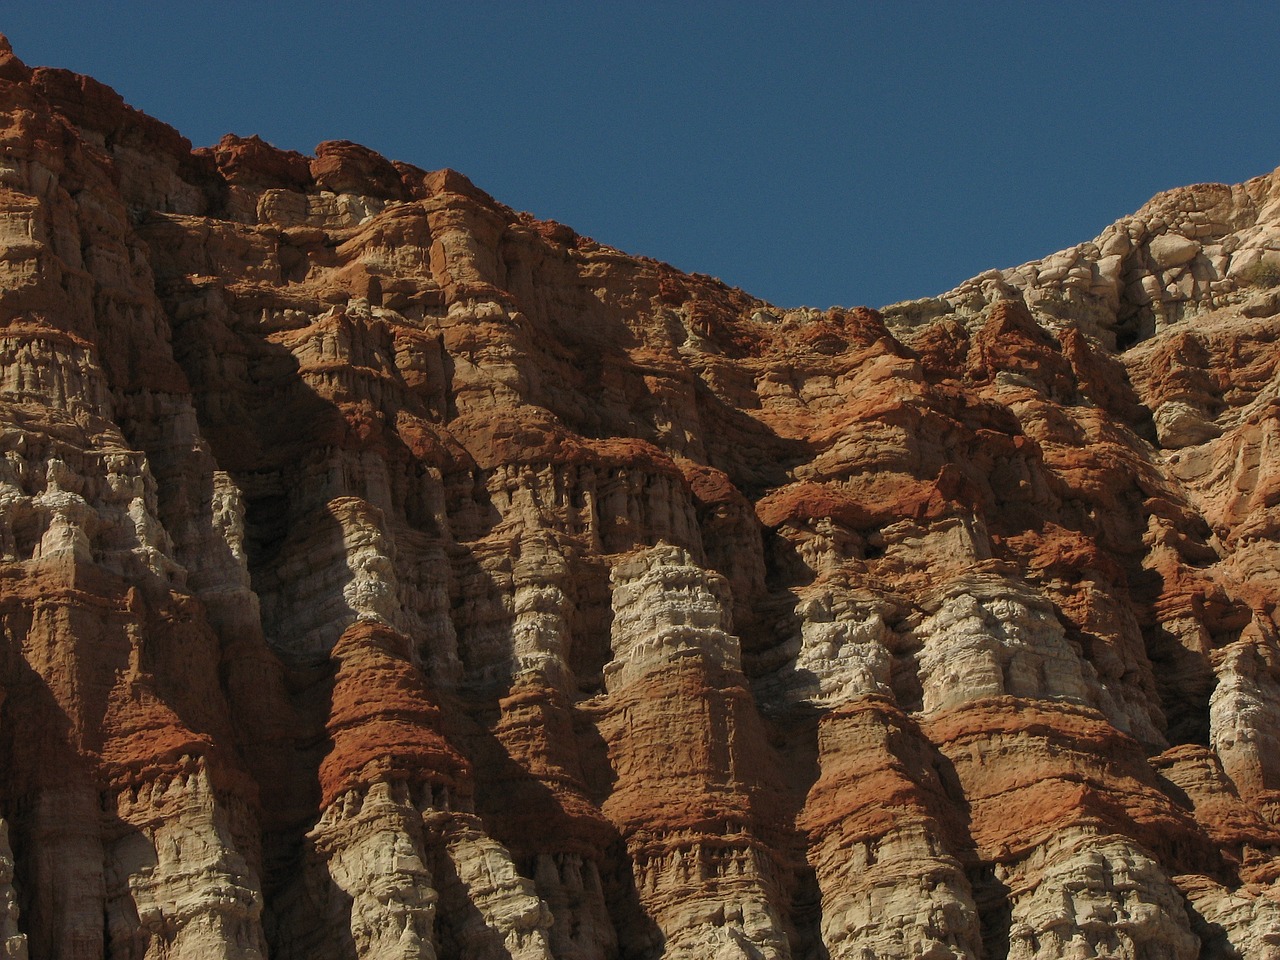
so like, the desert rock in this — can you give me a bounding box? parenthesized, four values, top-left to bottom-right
(3, 32, 1280, 959)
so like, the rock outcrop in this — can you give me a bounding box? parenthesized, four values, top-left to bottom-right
(3, 32, 1280, 959)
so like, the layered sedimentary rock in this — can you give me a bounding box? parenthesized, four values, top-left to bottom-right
(4, 32, 1280, 959)
(596, 545, 790, 959)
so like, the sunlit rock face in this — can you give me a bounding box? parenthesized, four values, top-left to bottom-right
(5, 30, 1280, 959)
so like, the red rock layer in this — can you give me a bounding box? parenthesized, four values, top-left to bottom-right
(319, 621, 469, 808)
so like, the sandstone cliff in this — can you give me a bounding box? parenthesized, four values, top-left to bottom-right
(2, 34, 1280, 959)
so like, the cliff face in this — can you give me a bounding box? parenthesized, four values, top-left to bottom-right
(2, 35, 1280, 960)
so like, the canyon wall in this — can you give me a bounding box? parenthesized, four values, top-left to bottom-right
(2, 34, 1280, 958)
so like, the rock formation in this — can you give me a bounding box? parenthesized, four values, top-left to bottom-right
(2, 31, 1280, 959)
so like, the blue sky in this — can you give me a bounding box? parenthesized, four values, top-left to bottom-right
(6, 2, 1280, 309)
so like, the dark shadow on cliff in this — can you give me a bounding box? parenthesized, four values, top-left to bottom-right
(138, 274, 359, 951)
(760, 700, 830, 960)
(427, 834, 517, 960)
(0, 642, 95, 958)
(439, 539, 658, 958)
(728, 529, 831, 960)
(0, 580, 239, 959)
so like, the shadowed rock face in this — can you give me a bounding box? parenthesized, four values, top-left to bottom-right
(4, 34, 1280, 960)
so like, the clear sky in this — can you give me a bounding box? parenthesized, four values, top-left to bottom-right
(6, 2, 1280, 309)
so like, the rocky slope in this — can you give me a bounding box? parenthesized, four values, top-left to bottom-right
(2, 34, 1280, 959)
